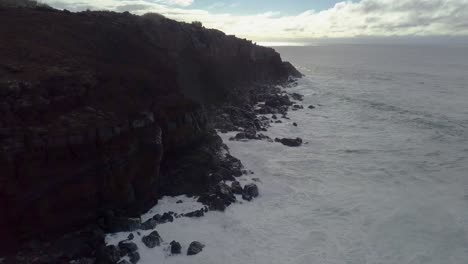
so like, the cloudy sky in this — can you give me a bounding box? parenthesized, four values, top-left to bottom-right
(42, 0, 468, 45)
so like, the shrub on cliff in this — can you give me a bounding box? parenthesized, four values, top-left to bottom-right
(192, 21, 203, 28)
(0, 0, 51, 9)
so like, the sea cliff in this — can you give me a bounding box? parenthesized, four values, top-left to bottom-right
(0, 5, 301, 261)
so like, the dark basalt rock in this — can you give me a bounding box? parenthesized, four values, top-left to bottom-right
(275, 137, 303, 147)
(127, 233, 134, 240)
(292, 104, 304, 110)
(118, 260, 132, 264)
(187, 241, 205, 256)
(184, 209, 205, 218)
(176, 200, 183, 204)
(141, 231, 162, 248)
(243, 183, 259, 199)
(128, 251, 140, 264)
(308, 105, 316, 109)
(170, 241, 182, 255)
(231, 181, 243, 195)
(118, 240, 138, 256)
(140, 219, 157, 230)
(289, 93, 304, 101)
(293, 122, 298, 127)
(215, 182, 236, 204)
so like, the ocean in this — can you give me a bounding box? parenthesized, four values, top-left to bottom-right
(107, 44, 468, 264)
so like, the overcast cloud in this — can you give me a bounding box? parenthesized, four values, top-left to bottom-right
(43, 0, 468, 43)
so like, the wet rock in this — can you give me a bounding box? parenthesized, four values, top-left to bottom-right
(275, 120, 282, 123)
(128, 251, 140, 264)
(176, 200, 183, 204)
(272, 114, 277, 119)
(161, 212, 174, 223)
(293, 122, 298, 127)
(127, 233, 134, 240)
(187, 241, 205, 256)
(231, 181, 243, 194)
(118, 240, 138, 256)
(289, 93, 303, 101)
(184, 209, 204, 217)
(308, 105, 316, 109)
(141, 231, 162, 248)
(140, 219, 157, 230)
(243, 183, 259, 198)
(292, 104, 303, 110)
(275, 137, 303, 147)
(170, 241, 182, 254)
(215, 182, 236, 204)
(118, 260, 132, 264)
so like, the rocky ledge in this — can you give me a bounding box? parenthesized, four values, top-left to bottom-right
(0, 2, 305, 263)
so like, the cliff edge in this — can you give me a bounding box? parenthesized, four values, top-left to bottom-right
(0, 5, 301, 257)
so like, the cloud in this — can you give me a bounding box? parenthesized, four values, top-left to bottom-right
(42, 0, 468, 42)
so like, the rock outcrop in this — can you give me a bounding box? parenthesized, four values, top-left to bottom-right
(0, 4, 301, 259)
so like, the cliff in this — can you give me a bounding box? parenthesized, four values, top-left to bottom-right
(0, 6, 301, 256)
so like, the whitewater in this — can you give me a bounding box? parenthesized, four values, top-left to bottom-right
(107, 45, 468, 264)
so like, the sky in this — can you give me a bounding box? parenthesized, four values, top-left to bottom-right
(42, 0, 468, 45)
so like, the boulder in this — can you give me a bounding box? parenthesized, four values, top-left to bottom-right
(128, 251, 140, 264)
(231, 181, 243, 195)
(243, 183, 259, 198)
(187, 241, 205, 256)
(308, 105, 316, 109)
(293, 122, 298, 127)
(140, 219, 157, 230)
(170, 241, 182, 255)
(118, 240, 138, 256)
(215, 182, 236, 204)
(141, 231, 162, 248)
(289, 93, 303, 101)
(127, 233, 134, 240)
(184, 209, 204, 218)
(275, 137, 303, 147)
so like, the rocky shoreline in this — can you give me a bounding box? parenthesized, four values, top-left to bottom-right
(0, 3, 305, 263)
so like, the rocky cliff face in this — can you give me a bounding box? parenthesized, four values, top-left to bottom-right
(0, 7, 301, 254)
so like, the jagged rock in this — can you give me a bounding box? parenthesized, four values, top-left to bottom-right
(187, 241, 205, 256)
(127, 233, 134, 240)
(170, 241, 182, 254)
(242, 192, 252, 201)
(308, 105, 316, 109)
(97, 245, 120, 264)
(275, 137, 303, 147)
(231, 181, 243, 195)
(215, 182, 236, 204)
(176, 200, 183, 204)
(216, 167, 236, 181)
(118, 240, 138, 256)
(128, 251, 140, 264)
(292, 104, 303, 110)
(289, 93, 304, 101)
(140, 219, 157, 230)
(184, 209, 204, 217)
(243, 183, 259, 198)
(141, 231, 162, 248)
(161, 212, 174, 223)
